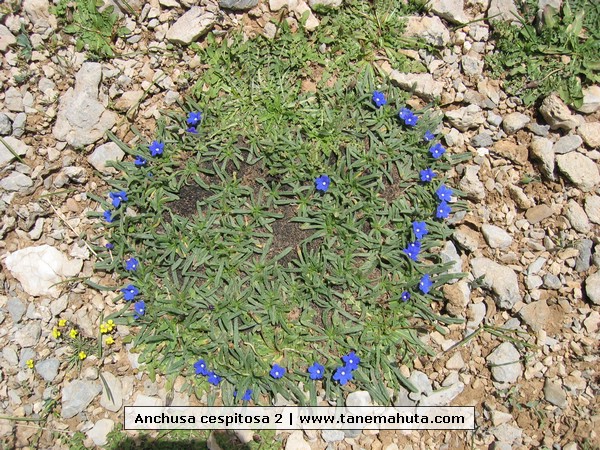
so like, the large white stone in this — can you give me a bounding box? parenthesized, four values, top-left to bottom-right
(389, 72, 444, 101)
(556, 152, 600, 192)
(53, 62, 118, 148)
(470, 257, 521, 309)
(4, 245, 83, 298)
(166, 7, 217, 44)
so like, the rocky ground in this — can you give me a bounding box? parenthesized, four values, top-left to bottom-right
(1, 0, 599, 449)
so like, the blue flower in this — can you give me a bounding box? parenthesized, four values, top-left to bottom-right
(372, 91, 387, 108)
(121, 284, 139, 301)
(207, 372, 222, 386)
(194, 359, 209, 376)
(186, 126, 197, 134)
(134, 156, 147, 167)
(315, 175, 330, 193)
(399, 108, 418, 127)
(125, 257, 139, 271)
(412, 221, 428, 240)
(308, 362, 325, 380)
(419, 274, 433, 294)
(105, 243, 114, 250)
(149, 141, 164, 157)
(429, 143, 446, 159)
(134, 300, 146, 319)
(103, 210, 113, 223)
(235, 389, 252, 401)
(420, 168, 436, 182)
(436, 201, 452, 219)
(401, 291, 411, 302)
(436, 185, 453, 202)
(270, 364, 286, 379)
(187, 111, 202, 126)
(403, 241, 421, 262)
(109, 191, 128, 208)
(333, 366, 353, 385)
(424, 130, 435, 142)
(341, 351, 360, 371)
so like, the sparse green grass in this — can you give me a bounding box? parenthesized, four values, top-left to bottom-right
(487, 0, 600, 106)
(51, 0, 131, 60)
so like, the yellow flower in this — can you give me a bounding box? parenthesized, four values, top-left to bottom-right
(26, 359, 34, 369)
(51, 327, 61, 339)
(58, 319, 67, 327)
(105, 336, 115, 345)
(78, 351, 87, 360)
(69, 329, 78, 339)
(107, 319, 115, 332)
(99, 323, 108, 334)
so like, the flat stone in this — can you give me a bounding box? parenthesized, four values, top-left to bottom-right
(346, 391, 372, 407)
(0, 137, 29, 169)
(575, 239, 593, 272)
(491, 410, 514, 427)
(481, 224, 513, 249)
(490, 423, 523, 445)
(218, 0, 258, 9)
(0, 113, 11, 135)
(53, 62, 118, 148)
(459, 165, 486, 200)
(453, 225, 480, 252)
(443, 280, 471, 316)
(87, 419, 114, 446)
(461, 53, 484, 78)
(114, 90, 144, 111)
(445, 353, 465, 370)
(488, 0, 521, 22)
(61, 380, 102, 418)
(575, 85, 600, 114)
(529, 137, 555, 179)
(7, 298, 26, 323)
(87, 142, 125, 174)
(388, 71, 444, 101)
(556, 152, 600, 191)
(429, 0, 470, 24)
(518, 299, 550, 332)
(165, 7, 216, 44)
(0, 172, 33, 192)
(502, 112, 530, 134)
(420, 382, 464, 406)
(487, 342, 522, 384)
(408, 371, 433, 396)
(285, 430, 311, 450)
(543, 273, 562, 290)
(525, 204, 553, 224)
(100, 372, 123, 412)
(441, 240, 462, 281)
(564, 199, 590, 233)
(322, 430, 345, 442)
(583, 311, 600, 333)
(540, 93, 579, 131)
(554, 135, 583, 154)
(35, 358, 60, 382)
(0, 25, 17, 52)
(4, 245, 83, 298)
(543, 379, 567, 408)
(445, 105, 485, 131)
(5, 87, 23, 112)
(3, 347, 18, 365)
(493, 140, 528, 165)
(404, 16, 450, 47)
(471, 257, 521, 309)
(472, 132, 494, 147)
(13, 322, 41, 347)
(585, 271, 600, 305)
(584, 195, 600, 224)
(293, 1, 320, 31)
(577, 122, 600, 148)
